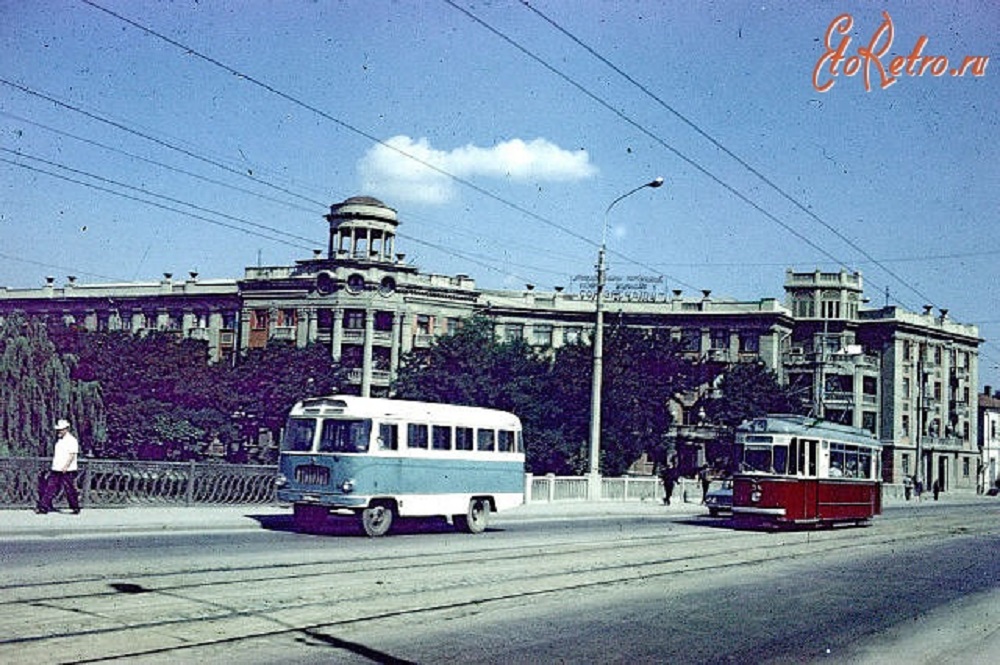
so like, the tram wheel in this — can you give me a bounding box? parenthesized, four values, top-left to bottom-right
(454, 498, 490, 534)
(361, 503, 394, 537)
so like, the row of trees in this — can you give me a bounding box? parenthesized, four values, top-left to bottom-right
(393, 316, 803, 475)
(1, 311, 802, 474)
(1, 312, 343, 463)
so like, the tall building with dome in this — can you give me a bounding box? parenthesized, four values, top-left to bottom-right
(0, 196, 982, 489)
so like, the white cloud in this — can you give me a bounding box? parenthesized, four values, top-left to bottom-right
(357, 135, 597, 205)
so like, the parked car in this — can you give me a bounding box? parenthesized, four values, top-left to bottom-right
(704, 478, 733, 516)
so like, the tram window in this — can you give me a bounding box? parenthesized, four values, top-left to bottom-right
(282, 418, 316, 452)
(829, 444, 845, 477)
(806, 440, 818, 476)
(789, 439, 799, 475)
(498, 430, 514, 452)
(455, 426, 474, 451)
(318, 418, 371, 453)
(858, 449, 872, 478)
(477, 429, 496, 452)
(407, 423, 428, 449)
(432, 425, 453, 451)
(743, 447, 772, 473)
(773, 446, 789, 475)
(377, 423, 398, 451)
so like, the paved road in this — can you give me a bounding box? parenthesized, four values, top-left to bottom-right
(1, 497, 997, 663)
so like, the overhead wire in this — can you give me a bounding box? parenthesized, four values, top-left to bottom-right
(517, 0, 940, 311)
(76, 0, 698, 292)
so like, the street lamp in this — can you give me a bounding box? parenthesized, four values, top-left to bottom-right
(588, 177, 664, 495)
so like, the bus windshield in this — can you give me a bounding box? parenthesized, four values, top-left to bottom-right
(318, 418, 372, 453)
(281, 418, 316, 452)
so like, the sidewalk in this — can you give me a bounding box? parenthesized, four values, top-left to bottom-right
(1, 492, 991, 540)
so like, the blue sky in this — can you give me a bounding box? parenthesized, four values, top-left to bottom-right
(1, 1, 997, 387)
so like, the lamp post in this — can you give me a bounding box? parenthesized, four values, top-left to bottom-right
(588, 177, 664, 497)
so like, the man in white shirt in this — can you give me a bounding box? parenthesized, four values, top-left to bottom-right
(36, 419, 81, 514)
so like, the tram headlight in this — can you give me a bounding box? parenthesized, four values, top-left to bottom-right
(341, 479, 355, 493)
(275, 474, 288, 488)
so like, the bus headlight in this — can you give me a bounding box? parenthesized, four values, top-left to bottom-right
(275, 474, 288, 488)
(341, 479, 355, 493)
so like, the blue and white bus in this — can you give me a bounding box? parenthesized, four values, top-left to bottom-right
(276, 396, 525, 536)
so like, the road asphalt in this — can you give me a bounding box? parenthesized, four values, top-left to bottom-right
(2, 491, 992, 540)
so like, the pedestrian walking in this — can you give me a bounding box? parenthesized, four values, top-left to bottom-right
(903, 475, 913, 501)
(659, 461, 677, 506)
(932, 478, 941, 501)
(698, 465, 711, 504)
(36, 419, 81, 515)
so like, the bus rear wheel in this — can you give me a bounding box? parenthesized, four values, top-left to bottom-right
(361, 503, 394, 537)
(454, 497, 490, 534)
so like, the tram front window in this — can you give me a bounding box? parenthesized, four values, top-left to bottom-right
(318, 418, 372, 453)
(742, 446, 789, 474)
(281, 418, 316, 452)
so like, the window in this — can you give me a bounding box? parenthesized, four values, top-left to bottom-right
(477, 429, 496, 452)
(710, 329, 728, 349)
(432, 425, 452, 451)
(680, 329, 701, 352)
(344, 309, 365, 330)
(963, 457, 970, 478)
(281, 419, 316, 452)
(378, 423, 398, 451)
(446, 318, 460, 335)
(564, 327, 583, 344)
(407, 423, 428, 449)
(374, 311, 394, 332)
(455, 426, 474, 451)
(277, 309, 297, 327)
(318, 419, 371, 453)
(251, 309, 269, 330)
(498, 430, 515, 452)
(902, 453, 910, 476)
(532, 324, 554, 346)
(739, 332, 759, 353)
(416, 314, 432, 335)
(505, 324, 524, 342)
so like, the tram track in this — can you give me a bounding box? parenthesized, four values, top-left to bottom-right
(3, 509, 993, 663)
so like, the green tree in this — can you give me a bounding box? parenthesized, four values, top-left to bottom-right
(699, 361, 805, 430)
(599, 326, 718, 476)
(0, 313, 105, 457)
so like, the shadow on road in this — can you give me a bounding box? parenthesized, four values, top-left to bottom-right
(248, 512, 505, 538)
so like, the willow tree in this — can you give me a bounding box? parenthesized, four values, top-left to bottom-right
(0, 313, 105, 457)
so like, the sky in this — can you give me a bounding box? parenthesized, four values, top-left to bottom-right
(1, 1, 997, 387)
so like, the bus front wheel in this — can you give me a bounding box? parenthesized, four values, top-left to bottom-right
(454, 498, 490, 534)
(361, 503, 394, 537)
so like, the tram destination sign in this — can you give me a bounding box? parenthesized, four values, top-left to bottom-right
(572, 273, 668, 303)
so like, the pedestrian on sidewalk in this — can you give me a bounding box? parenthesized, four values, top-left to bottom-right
(36, 419, 81, 515)
(932, 478, 941, 501)
(659, 460, 677, 506)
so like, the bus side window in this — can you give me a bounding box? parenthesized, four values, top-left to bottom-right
(432, 425, 453, 451)
(477, 429, 496, 452)
(455, 426, 474, 451)
(408, 423, 428, 450)
(378, 423, 398, 451)
(498, 430, 513, 452)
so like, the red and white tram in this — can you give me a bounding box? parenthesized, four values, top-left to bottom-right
(731, 415, 882, 528)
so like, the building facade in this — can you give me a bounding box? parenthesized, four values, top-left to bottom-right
(0, 196, 982, 488)
(979, 388, 1000, 493)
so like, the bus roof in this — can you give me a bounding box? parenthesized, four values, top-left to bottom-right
(738, 414, 879, 448)
(289, 395, 522, 427)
